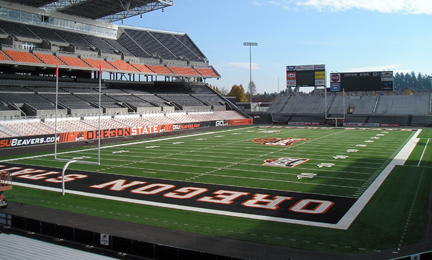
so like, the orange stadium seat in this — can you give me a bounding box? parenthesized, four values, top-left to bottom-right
(108, 60, 139, 72)
(57, 55, 90, 68)
(194, 67, 219, 77)
(3, 50, 41, 64)
(0, 51, 10, 61)
(146, 65, 173, 75)
(129, 63, 155, 74)
(33, 53, 65, 66)
(81, 58, 116, 70)
(167, 66, 200, 76)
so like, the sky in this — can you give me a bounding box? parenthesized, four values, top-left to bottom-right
(119, 0, 432, 94)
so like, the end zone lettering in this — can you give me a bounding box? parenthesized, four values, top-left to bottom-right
(3, 162, 356, 225)
(90, 179, 334, 214)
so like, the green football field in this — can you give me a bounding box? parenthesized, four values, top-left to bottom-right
(2, 126, 432, 255)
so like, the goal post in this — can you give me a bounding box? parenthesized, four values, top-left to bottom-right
(54, 65, 103, 195)
(324, 87, 346, 127)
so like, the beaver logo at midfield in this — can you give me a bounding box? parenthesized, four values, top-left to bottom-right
(252, 137, 309, 146)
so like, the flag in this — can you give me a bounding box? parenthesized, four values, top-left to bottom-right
(55, 65, 58, 77)
(99, 63, 102, 75)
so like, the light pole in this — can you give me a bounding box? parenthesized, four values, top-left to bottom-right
(243, 42, 257, 111)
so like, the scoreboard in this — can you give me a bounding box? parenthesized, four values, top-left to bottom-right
(286, 64, 325, 88)
(330, 71, 393, 92)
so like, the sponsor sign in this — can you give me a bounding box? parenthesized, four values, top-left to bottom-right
(296, 65, 315, 71)
(314, 64, 325, 71)
(262, 157, 310, 168)
(314, 71, 325, 79)
(343, 123, 399, 127)
(330, 73, 340, 82)
(252, 137, 310, 146)
(381, 71, 393, 81)
(286, 66, 296, 71)
(331, 82, 340, 92)
(315, 71, 325, 86)
(287, 72, 297, 87)
(0, 134, 56, 148)
(288, 122, 320, 126)
(0, 162, 356, 225)
(100, 234, 109, 246)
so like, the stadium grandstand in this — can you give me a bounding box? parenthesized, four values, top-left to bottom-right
(1, 2, 431, 260)
(0, 0, 252, 140)
(254, 92, 432, 127)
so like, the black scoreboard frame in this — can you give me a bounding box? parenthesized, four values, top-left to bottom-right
(329, 71, 394, 92)
(286, 64, 326, 88)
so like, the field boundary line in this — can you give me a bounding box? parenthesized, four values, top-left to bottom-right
(336, 129, 421, 230)
(417, 138, 429, 166)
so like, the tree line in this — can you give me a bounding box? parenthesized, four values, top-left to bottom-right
(394, 72, 431, 92)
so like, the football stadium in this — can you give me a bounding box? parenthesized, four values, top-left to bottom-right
(0, 1, 431, 260)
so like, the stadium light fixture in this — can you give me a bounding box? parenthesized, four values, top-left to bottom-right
(243, 42, 258, 111)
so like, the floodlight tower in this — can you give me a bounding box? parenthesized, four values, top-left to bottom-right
(243, 42, 258, 111)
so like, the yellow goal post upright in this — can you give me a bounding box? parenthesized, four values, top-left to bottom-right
(324, 87, 346, 128)
(54, 65, 102, 195)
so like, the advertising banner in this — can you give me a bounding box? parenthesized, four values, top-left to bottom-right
(286, 72, 297, 87)
(315, 71, 325, 86)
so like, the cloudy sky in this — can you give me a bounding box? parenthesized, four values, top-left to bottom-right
(121, 0, 432, 93)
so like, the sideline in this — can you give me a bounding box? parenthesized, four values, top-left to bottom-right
(337, 129, 421, 230)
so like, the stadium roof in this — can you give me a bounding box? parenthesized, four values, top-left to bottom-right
(3, 0, 172, 22)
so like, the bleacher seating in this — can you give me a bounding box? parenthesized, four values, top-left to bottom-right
(0, 20, 40, 40)
(168, 66, 199, 76)
(114, 114, 155, 127)
(81, 58, 116, 70)
(214, 111, 247, 120)
(147, 65, 173, 75)
(54, 30, 94, 51)
(84, 116, 130, 129)
(57, 55, 90, 68)
(0, 119, 55, 136)
(375, 95, 429, 115)
(0, 51, 10, 61)
(117, 30, 152, 58)
(194, 68, 219, 77)
(189, 112, 224, 121)
(3, 50, 41, 64)
(130, 63, 155, 73)
(25, 24, 69, 44)
(45, 117, 98, 132)
(165, 113, 200, 123)
(108, 60, 139, 72)
(143, 114, 179, 124)
(33, 52, 65, 66)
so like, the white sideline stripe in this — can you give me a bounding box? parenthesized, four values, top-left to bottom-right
(336, 129, 421, 230)
(417, 138, 429, 166)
